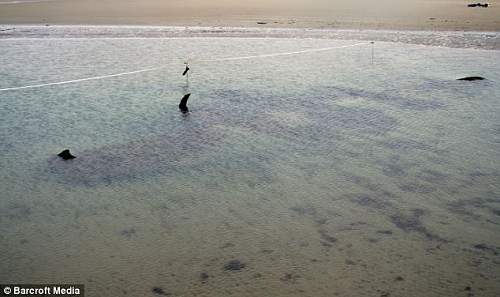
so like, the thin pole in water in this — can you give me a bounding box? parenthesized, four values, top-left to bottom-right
(370, 41, 375, 64)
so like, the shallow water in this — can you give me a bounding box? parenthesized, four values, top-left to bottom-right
(0, 28, 499, 296)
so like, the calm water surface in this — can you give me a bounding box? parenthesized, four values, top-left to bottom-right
(0, 29, 499, 296)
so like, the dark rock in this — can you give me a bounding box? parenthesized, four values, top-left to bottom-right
(58, 149, 76, 160)
(182, 65, 189, 76)
(152, 287, 168, 295)
(200, 272, 209, 282)
(457, 76, 485, 81)
(465, 286, 472, 291)
(224, 260, 246, 271)
(395, 276, 404, 281)
(257, 22, 267, 25)
(468, 3, 488, 7)
(179, 93, 190, 113)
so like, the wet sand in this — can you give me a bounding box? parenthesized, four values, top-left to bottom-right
(0, 0, 499, 31)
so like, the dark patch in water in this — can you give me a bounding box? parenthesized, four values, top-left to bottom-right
(1, 203, 31, 222)
(318, 229, 337, 244)
(40, 86, 402, 187)
(398, 183, 435, 194)
(349, 194, 391, 210)
(319, 106, 398, 135)
(381, 163, 407, 177)
(447, 196, 500, 219)
(280, 273, 300, 283)
(467, 170, 500, 183)
(120, 228, 136, 238)
(472, 243, 499, 255)
(47, 125, 227, 186)
(221, 242, 235, 249)
(399, 99, 444, 111)
(200, 272, 209, 283)
(390, 208, 440, 240)
(383, 139, 434, 152)
(320, 241, 333, 247)
(376, 154, 414, 178)
(290, 206, 317, 216)
(327, 85, 445, 111)
(343, 174, 380, 192)
(224, 260, 246, 271)
(376, 230, 393, 235)
(417, 169, 449, 184)
(315, 218, 328, 225)
(152, 287, 169, 296)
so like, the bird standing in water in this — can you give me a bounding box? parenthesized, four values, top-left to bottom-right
(182, 62, 190, 76)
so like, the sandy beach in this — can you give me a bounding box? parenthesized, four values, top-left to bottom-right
(0, 0, 499, 31)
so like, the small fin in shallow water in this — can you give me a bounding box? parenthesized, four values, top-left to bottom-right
(457, 76, 485, 81)
(58, 149, 76, 160)
(179, 93, 191, 113)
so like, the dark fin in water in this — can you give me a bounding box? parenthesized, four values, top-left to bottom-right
(457, 76, 485, 81)
(58, 149, 76, 160)
(182, 66, 190, 76)
(179, 93, 191, 113)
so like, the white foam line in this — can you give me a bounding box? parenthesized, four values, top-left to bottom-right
(199, 42, 369, 62)
(0, 0, 55, 4)
(0, 42, 368, 92)
(0, 67, 162, 91)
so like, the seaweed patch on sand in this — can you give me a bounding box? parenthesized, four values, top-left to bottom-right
(390, 208, 442, 240)
(447, 195, 500, 220)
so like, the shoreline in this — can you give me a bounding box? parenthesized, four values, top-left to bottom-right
(1, 24, 499, 50)
(1, 17, 499, 32)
